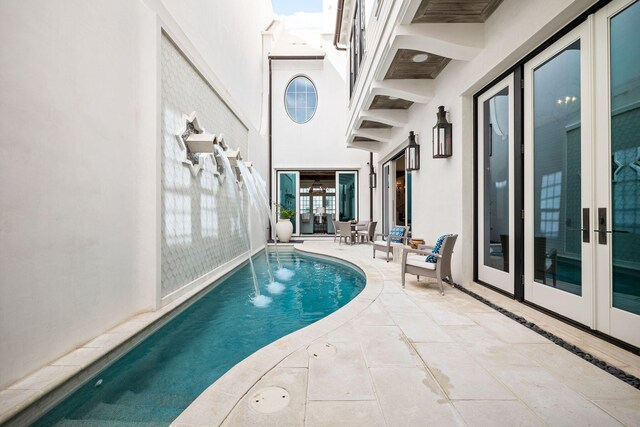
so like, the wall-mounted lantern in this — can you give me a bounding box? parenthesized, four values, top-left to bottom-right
(405, 131, 420, 171)
(432, 105, 452, 158)
(369, 165, 377, 188)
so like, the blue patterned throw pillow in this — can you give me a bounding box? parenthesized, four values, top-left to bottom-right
(389, 226, 406, 243)
(426, 234, 449, 263)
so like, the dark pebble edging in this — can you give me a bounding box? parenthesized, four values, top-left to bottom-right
(450, 282, 640, 390)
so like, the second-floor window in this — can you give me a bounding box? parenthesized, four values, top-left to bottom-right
(349, 0, 366, 97)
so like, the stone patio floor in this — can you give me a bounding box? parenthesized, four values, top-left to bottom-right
(174, 241, 640, 426)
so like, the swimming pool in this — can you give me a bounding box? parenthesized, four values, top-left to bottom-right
(33, 251, 365, 425)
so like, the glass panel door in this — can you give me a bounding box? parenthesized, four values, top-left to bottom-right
(277, 171, 300, 235)
(524, 23, 594, 326)
(394, 155, 406, 227)
(477, 75, 515, 294)
(594, 0, 640, 347)
(382, 163, 390, 233)
(336, 171, 358, 221)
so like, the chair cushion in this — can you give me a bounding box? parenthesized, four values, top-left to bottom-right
(389, 226, 406, 243)
(426, 234, 450, 263)
(406, 255, 436, 270)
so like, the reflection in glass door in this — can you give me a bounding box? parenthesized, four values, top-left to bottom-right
(524, 23, 594, 326)
(382, 164, 390, 233)
(336, 171, 358, 221)
(595, 0, 640, 346)
(277, 171, 300, 235)
(477, 76, 515, 293)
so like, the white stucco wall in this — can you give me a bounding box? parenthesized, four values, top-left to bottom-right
(0, 0, 157, 389)
(271, 34, 370, 223)
(0, 0, 272, 388)
(369, 0, 597, 285)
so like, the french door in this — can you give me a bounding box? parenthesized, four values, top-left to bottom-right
(277, 171, 300, 236)
(524, 0, 640, 346)
(593, 0, 640, 346)
(336, 171, 358, 222)
(382, 163, 391, 233)
(477, 76, 515, 294)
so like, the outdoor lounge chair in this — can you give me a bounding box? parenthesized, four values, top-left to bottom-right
(401, 234, 457, 295)
(372, 225, 409, 262)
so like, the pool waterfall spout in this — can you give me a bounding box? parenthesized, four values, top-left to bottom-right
(213, 145, 271, 307)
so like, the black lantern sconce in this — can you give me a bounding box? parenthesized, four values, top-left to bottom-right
(432, 106, 452, 158)
(405, 131, 420, 171)
(369, 164, 377, 189)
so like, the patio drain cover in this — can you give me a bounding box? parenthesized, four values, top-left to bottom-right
(307, 342, 336, 358)
(250, 387, 290, 414)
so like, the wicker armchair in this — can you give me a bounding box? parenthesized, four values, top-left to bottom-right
(401, 234, 458, 295)
(357, 221, 377, 243)
(372, 225, 409, 262)
(336, 221, 356, 245)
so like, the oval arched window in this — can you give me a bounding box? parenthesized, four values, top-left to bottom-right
(284, 76, 317, 124)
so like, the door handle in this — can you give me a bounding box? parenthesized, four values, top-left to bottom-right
(582, 208, 589, 243)
(597, 208, 607, 244)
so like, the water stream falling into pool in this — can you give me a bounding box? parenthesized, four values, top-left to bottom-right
(252, 169, 283, 269)
(237, 162, 286, 295)
(214, 145, 270, 307)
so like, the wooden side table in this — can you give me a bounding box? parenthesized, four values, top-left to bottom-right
(409, 238, 425, 249)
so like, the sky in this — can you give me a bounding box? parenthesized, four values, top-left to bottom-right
(272, 0, 323, 15)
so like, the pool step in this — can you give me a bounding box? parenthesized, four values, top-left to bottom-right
(55, 419, 162, 427)
(66, 401, 180, 423)
(112, 390, 193, 409)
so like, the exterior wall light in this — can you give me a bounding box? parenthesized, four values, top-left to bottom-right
(432, 106, 452, 158)
(369, 164, 377, 189)
(405, 131, 420, 171)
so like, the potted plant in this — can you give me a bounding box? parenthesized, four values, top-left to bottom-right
(274, 203, 296, 243)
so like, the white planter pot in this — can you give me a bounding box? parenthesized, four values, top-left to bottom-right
(275, 219, 294, 243)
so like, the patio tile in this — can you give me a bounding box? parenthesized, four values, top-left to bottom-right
(305, 401, 385, 427)
(173, 389, 238, 426)
(352, 301, 394, 326)
(51, 347, 108, 368)
(370, 367, 464, 426)
(378, 292, 422, 313)
(414, 342, 516, 400)
(278, 347, 309, 368)
(453, 400, 546, 427)
(222, 368, 307, 427)
(593, 399, 640, 426)
(388, 312, 455, 343)
(514, 343, 640, 400)
(307, 341, 375, 401)
(491, 366, 623, 426)
(0, 389, 40, 420)
(443, 324, 503, 346)
(465, 312, 548, 344)
(324, 320, 362, 343)
(419, 302, 477, 326)
(8, 365, 80, 391)
(358, 325, 421, 367)
(210, 366, 265, 399)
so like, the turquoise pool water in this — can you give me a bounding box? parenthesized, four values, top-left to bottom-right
(34, 251, 365, 425)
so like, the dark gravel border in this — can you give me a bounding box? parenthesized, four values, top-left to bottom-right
(451, 282, 640, 390)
